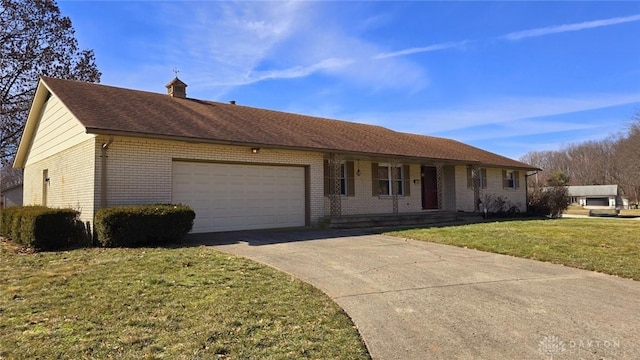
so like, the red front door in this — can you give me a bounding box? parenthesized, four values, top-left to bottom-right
(422, 166, 438, 209)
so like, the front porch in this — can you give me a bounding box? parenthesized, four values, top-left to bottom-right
(322, 154, 469, 218)
(320, 211, 481, 229)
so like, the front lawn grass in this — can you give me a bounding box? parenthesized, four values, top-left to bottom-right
(0, 239, 370, 359)
(388, 218, 640, 280)
(564, 205, 590, 215)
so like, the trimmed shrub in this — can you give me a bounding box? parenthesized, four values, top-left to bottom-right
(95, 204, 195, 247)
(0, 206, 19, 236)
(1, 206, 45, 239)
(528, 186, 569, 218)
(0, 206, 85, 250)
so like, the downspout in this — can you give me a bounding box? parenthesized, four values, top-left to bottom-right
(100, 136, 114, 208)
(524, 170, 540, 213)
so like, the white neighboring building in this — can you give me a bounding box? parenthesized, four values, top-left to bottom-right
(567, 185, 622, 209)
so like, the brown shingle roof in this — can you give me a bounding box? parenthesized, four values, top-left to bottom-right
(41, 77, 536, 169)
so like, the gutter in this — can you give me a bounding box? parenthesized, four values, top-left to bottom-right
(100, 136, 114, 208)
(85, 128, 537, 170)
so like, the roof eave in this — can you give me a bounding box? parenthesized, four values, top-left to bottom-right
(85, 128, 538, 169)
(13, 79, 51, 169)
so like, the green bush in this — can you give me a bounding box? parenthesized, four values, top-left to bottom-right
(528, 185, 569, 218)
(0, 206, 45, 239)
(0, 206, 19, 236)
(0, 206, 86, 250)
(95, 204, 195, 247)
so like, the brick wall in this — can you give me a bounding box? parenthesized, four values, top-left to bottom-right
(23, 138, 97, 222)
(96, 135, 325, 225)
(454, 166, 527, 212)
(324, 161, 424, 215)
(22, 135, 529, 228)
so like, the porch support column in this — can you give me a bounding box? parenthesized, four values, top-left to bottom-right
(470, 164, 481, 211)
(391, 159, 400, 214)
(328, 153, 343, 217)
(435, 162, 444, 210)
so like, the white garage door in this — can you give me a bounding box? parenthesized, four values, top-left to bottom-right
(172, 162, 306, 233)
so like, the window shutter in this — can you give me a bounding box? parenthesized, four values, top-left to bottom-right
(371, 162, 379, 196)
(346, 161, 355, 197)
(403, 165, 410, 196)
(502, 169, 507, 188)
(467, 167, 473, 188)
(323, 159, 329, 196)
(514, 170, 520, 189)
(481, 169, 487, 189)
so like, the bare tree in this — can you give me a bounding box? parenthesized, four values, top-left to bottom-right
(0, 0, 101, 166)
(0, 165, 22, 189)
(563, 139, 619, 186)
(520, 111, 640, 204)
(616, 114, 640, 203)
(520, 150, 570, 187)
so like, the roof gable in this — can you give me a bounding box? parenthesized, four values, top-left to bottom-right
(24, 77, 536, 170)
(13, 80, 92, 168)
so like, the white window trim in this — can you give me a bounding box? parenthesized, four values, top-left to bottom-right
(338, 162, 347, 196)
(505, 170, 516, 189)
(378, 163, 404, 196)
(467, 167, 488, 190)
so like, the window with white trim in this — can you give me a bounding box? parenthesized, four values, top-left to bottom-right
(377, 163, 404, 196)
(338, 163, 347, 195)
(324, 160, 355, 197)
(466, 167, 487, 189)
(503, 170, 520, 189)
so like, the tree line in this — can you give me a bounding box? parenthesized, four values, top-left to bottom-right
(519, 114, 640, 203)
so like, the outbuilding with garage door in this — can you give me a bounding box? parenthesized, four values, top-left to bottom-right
(567, 185, 621, 208)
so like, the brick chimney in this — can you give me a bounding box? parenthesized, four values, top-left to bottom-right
(166, 77, 187, 98)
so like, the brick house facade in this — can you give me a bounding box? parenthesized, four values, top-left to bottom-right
(14, 77, 536, 233)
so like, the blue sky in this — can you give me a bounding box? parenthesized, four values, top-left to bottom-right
(58, 1, 640, 160)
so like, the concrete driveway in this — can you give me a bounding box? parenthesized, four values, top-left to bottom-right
(188, 229, 640, 359)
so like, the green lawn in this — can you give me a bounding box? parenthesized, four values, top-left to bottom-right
(389, 218, 640, 280)
(0, 239, 370, 359)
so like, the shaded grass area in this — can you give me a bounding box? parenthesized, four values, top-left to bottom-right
(389, 218, 640, 280)
(0, 240, 369, 359)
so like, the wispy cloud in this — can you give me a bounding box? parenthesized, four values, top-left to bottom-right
(137, 1, 428, 95)
(502, 13, 640, 41)
(219, 58, 356, 86)
(368, 13, 640, 60)
(437, 119, 602, 142)
(373, 41, 468, 59)
(343, 93, 640, 135)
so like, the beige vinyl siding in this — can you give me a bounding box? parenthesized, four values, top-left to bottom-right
(25, 95, 94, 166)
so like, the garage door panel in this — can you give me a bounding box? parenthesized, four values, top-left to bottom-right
(586, 198, 609, 206)
(172, 162, 306, 233)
